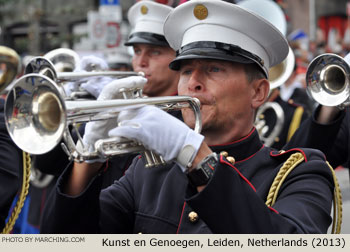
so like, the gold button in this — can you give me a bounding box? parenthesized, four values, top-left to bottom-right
(259, 114, 265, 119)
(274, 137, 280, 142)
(188, 211, 199, 223)
(220, 151, 228, 157)
(288, 99, 294, 104)
(227, 156, 235, 164)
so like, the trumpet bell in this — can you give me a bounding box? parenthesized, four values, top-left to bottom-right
(0, 46, 20, 93)
(5, 74, 66, 154)
(306, 53, 350, 106)
(24, 57, 58, 80)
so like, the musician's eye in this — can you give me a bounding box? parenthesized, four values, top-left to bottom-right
(180, 67, 192, 75)
(133, 48, 141, 55)
(209, 66, 220, 72)
(150, 50, 161, 56)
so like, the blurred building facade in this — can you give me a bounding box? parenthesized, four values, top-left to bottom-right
(0, 0, 136, 55)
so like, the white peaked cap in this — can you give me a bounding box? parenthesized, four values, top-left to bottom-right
(237, 0, 287, 36)
(164, 0, 289, 77)
(125, 1, 173, 46)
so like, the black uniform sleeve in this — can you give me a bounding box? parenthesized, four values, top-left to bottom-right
(40, 157, 138, 234)
(40, 161, 104, 234)
(284, 105, 346, 167)
(0, 102, 22, 230)
(186, 150, 334, 233)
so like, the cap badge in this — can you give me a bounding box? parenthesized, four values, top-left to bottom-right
(140, 5, 148, 15)
(193, 4, 208, 20)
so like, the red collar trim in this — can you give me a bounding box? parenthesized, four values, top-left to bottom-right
(210, 128, 256, 147)
(235, 144, 265, 164)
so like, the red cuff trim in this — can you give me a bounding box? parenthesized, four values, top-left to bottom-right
(176, 202, 186, 234)
(220, 156, 256, 192)
(270, 148, 308, 162)
(268, 206, 279, 214)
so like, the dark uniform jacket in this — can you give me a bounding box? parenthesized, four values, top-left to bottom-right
(41, 128, 334, 234)
(0, 98, 23, 230)
(262, 95, 309, 150)
(32, 111, 183, 229)
(284, 105, 349, 169)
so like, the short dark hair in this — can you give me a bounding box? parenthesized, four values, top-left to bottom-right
(243, 63, 266, 83)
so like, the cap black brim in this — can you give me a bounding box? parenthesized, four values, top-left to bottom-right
(169, 41, 267, 78)
(124, 32, 169, 47)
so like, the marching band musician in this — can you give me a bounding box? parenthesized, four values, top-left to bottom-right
(0, 46, 24, 232)
(125, 0, 179, 97)
(236, 0, 311, 150)
(284, 53, 350, 176)
(35, 1, 179, 232)
(35, 1, 180, 181)
(261, 83, 309, 150)
(0, 97, 23, 231)
(41, 0, 334, 234)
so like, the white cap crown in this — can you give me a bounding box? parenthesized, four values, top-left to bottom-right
(164, 0, 289, 75)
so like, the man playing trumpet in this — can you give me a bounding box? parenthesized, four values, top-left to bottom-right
(41, 0, 334, 234)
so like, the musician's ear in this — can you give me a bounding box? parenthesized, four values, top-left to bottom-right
(251, 79, 269, 109)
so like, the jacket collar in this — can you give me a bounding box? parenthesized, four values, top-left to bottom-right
(209, 128, 263, 162)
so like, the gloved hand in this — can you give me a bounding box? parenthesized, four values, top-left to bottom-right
(64, 55, 111, 98)
(81, 76, 148, 157)
(108, 105, 204, 172)
(77, 55, 109, 72)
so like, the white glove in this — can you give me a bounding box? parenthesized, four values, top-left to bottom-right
(63, 55, 110, 98)
(97, 75, 147, 100)
(108, 106, 204, 172)
(81, 76, 148, 156)
(76, 55, 109, 72)
(80, 76, 112, 98)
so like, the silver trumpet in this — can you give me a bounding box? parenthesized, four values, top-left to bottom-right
(255, 101, 285, 147)
(0, 45, 20, 93)
(25, 56, 143, 100)
(5, 73, 201, 167)
(306, 53, 350, 108)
